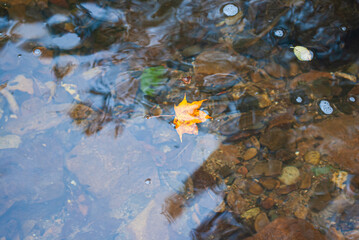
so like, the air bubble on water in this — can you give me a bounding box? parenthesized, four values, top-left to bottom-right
(295, 96, 303, 103)
(222, 3, 239, 17)
(145, 178, 151, 185)
(273, 29, 284, 38)
(33, 48, 42, 56)
(319, 100, 333, 115)
(340, 26, 347, 32)
(349, 96, 355, 102)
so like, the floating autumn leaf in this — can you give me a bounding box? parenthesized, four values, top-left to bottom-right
(173, 95, 212, 142)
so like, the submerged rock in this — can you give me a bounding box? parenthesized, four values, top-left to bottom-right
(299, 115, 359, 174)
(278, 166, 300, 185)
(245, 217, 326, 240)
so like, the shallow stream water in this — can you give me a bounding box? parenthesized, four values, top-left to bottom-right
(0, 0, 359, 239)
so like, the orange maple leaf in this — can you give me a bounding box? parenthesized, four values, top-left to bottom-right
(173, 95, 212, 142)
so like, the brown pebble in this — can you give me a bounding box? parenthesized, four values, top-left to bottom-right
(299, 174, 312, 189)
(243, 148, 258, 160)
(254, 212, 270, 232)
(294, 205, 308, 219)
(238, 166, 248, 176)
(259, 177, 280, 190)
(247, 160, 282, 178)
(304, 151, 320, 165)
(248, 181, 264, 195)
(250, 136, 261, 149)
(276, 184, 297, 195)
(264, 62, 289, 79)
(261, 197, 275, 209)
(245, 217, 327, 240)
(289, 62, 300, 77)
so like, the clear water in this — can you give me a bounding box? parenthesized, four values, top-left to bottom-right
(0, 0, 358, 239)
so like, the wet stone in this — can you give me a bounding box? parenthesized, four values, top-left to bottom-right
(275, 149, 296, 162)
(304, 150, 320, 165)
(299, 173, 312, 189)
(294, 205, 308, 219)
(249, 136, 261, 150)
(218, 111, 265, 135)
(245, 217, 327, 240)
(278, 166, 300, 185)
(247, 160, 282, 178)
(218, 165, 234, 178)
(260, 127, 290, 151)
(248, 181, 264, 195)
(200, 73, 241, 93)
(300, 115, 359, 174)
(276, 184, 297, 195)
(309, 192, 332, 212)
(264, 62, 289, 79)
(238, 166, 248, 176)
(69, 104, 94, 120)
(242, 207, 260, 220)
(181, 45, 202, 57)
(227, 190, 249, 214)
(261, 197, 275, 210)
(254, 212, 270, 233)
(194, 50, 250, 76)
(243, 148, 258, 161)
(259, 177, 280, 190)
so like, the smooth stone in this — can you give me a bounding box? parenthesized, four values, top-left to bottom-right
(264, 62, 289, 79)
(245, 217, 327, 240)
(261, 197, 275, 209)
(227, 190, 249, 214)
(276, 184, 297, 195)
(248, 181, 264, 195)
(254, 212, 270, 232)
(260, 127, 290, 151)
(247, 160, 282, 178)
(181, 45, 202, 57)
(259, 177, 280, 190)
(278, 166, 300, 185)
(300, 115, 359, 174)
(243, 148, 258, 160)
(294, 205, 308, 219)
(299, 174, 312, 189)
(242, 207, 260, 220)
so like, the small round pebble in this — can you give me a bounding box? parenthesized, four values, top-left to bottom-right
(243, 148, 258, 160)
(261, 197, 275, 209)
(278, 166, 300, 185)
(222, 3, 239, 17)
(242, 207, 260, 220)
(296, 96, 303, 103)
(248, 181, 264, 195)
(349, 96, 356, 102)
(255, 212, 270, 232)
(304, 151, 320, 165)
(319, 100, 333, 115)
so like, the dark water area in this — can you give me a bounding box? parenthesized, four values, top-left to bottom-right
(0, 0, 359, 239)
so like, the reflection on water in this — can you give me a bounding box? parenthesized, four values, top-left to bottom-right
(0, 0, 359, 239)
